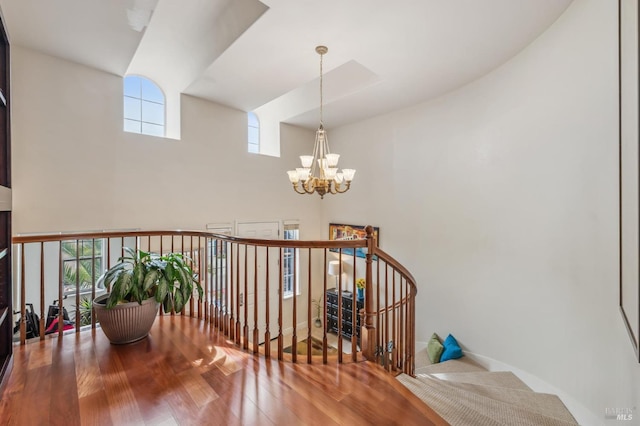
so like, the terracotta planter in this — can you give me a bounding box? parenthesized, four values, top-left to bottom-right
(93, 294, 159, 344)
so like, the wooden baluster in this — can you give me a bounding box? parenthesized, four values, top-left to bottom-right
(236, 243, 242, 346)
(106, 237, 111, 270)
(351, 249, 357, 362)
(219, 239, 224, 330)
(75, 240, 81, 331)
(375, 254, 381, 363)
(19, 243, 25, 344)
(264, 246, 270, 358)
(410, 284, 415, 374)
(278, 247, 284, 360)
(391, 271, 397, 371)
(252, 245, 259, 354)
(57, 241, 64, 335)
(322, 249, 328, 364)
(211, 238, 220, 329)
(229, 241, 234, 340)
(39, 242, 45, 339)
(337, 249, 342, 363)
(204, 237, 209, 323)
(400, 274, 404, 371)
(224, 241, 230, 335)
(291, 246, 298, 364)
(306, 247, 312, 364)
(188, 236, 194, 317)
(196, 236, 201, 319)
(384, 263, 389, 371)
(243, 244, 249, 350)
(362, 225, 376, 360)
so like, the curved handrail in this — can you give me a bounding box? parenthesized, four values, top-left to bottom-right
(372, 246, 418, 297)
(13, 229, 368, 249)
(12, 228, 416, 375)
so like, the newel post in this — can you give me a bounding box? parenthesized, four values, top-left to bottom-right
(362, 225, 377, 360)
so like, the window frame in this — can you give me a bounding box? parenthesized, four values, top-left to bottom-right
(123, 75, 166, 138)
(61, 239, 106, 297)
(248, 111, 260, 153)
(282, 223, 299, 298)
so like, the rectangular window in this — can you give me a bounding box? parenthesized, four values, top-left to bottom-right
(283, 222, 299, 297)
(61, 239, 104, 296)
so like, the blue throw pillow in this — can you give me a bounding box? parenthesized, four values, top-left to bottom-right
(440, 333, 463, 362)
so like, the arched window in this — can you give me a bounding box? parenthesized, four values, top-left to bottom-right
(248, 111, 260, 153)
(123, 75, 165, 137)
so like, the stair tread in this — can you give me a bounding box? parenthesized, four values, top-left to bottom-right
(398, 373, 579, 426)
(418, 375, 577, 423)
(427, 371, 532, 391)
(398, 373, 503, 426)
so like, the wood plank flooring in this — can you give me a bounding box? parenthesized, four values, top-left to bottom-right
(0, 315, 446, 425)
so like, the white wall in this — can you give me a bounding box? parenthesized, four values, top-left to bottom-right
(10, 46, 322, 235)
(326, 0, 639, 423)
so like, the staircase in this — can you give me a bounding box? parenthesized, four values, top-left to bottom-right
(397, 351, 578, 426)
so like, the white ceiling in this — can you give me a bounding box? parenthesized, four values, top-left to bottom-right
(0, 0, 573, 129)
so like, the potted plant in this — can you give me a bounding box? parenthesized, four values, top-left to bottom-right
(93, 247, 202, 344)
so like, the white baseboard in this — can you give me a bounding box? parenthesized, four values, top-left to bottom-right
(414, 341, 598, 426)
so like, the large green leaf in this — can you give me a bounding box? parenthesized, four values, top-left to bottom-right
(156, 276, 169, 304)
(163, 294, 172, 313)
(133, 262, 145, 288)
(165, 262, 175, 282)
(174, 290, 184, 313)
(142, 269, 159, 292)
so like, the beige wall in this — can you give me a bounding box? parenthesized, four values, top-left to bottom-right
(325, 0, 638, 424)
(10, 46, 322, 235)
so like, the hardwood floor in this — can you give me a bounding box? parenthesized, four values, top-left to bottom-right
(0, 315, 446, 425)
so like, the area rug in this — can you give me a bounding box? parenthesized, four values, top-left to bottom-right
(283, 336, 338, 356)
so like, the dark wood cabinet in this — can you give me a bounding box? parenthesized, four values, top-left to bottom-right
(0, 11, 11, 393)
(325, 288, 363, 345)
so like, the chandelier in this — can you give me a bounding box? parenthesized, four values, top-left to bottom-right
(287, 46, 355, 199)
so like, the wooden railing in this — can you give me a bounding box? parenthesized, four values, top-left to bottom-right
(11, 227, 416, 374)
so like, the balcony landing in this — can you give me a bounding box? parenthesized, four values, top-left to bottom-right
(0, 315, 445, 425)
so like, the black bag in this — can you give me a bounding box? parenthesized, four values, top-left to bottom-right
(13, 303, 40, 339)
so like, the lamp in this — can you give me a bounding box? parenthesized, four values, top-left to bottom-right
(327, 260, 343, 291)
(287, 46, 356, 199)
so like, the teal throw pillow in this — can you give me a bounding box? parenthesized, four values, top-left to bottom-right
(440, 333, 463, 362)
(427, 333, 444, 364)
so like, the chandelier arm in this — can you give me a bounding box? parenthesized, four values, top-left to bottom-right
(333, 182, 352, 194)
(302, 179, 317, 194)
(292, 183, 308, 195)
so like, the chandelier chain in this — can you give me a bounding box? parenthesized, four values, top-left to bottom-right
(319, 49, 324, 126)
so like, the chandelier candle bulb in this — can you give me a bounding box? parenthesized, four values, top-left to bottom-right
(326, 153, 340, 167)
(342, 169, 356, 182)
(300, 156, 313, 167)
(286, 45, 355, 199)
(287, 170, 299, 183)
